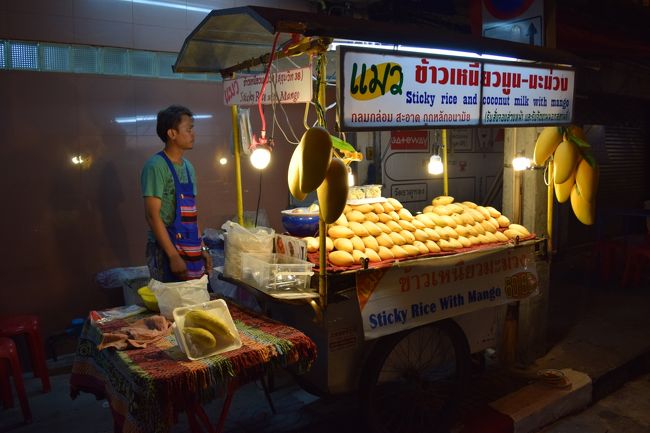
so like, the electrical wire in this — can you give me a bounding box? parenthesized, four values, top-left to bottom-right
(258, 32, 280, 139)
(269, 71, 301, 144)
(255, 170, 263, 227)
(543, 159, 551, 186)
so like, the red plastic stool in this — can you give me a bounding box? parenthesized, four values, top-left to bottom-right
(0, 315, 51, 393)
(0, 337, 32, 422)
(621, 244, 650, 288)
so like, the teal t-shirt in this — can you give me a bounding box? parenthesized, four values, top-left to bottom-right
(141, 154, 197, 239)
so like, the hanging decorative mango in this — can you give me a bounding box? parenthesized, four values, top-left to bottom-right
(298, 126, 333, 194)
(316, 158, 349, 224)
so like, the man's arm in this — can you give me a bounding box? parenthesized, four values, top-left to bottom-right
(144, 196, 187, 279)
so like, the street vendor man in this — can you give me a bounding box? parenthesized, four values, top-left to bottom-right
(141, 105, 212, 282)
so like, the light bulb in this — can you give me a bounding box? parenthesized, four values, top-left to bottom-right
(219, 157, 228, 165)
(250, 146, 271, 169)
(347, 166, 355, 186)
(512, 156, 531, 171)
(71, 155, 84, 165)
(428, 155, 443, 175)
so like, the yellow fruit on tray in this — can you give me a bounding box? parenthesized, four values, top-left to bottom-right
(299, 127, 333, 194)
(432, 195, 454, 206)
(317, 158, 349, 224)
(533, 127, 563, 166)
(137, 286, 159, 312)
(575, 159, 598, 203)
(183, 326, 216, 349)
(329, 250, 354, 267)
(553, 139, 579, 184)
(570, 184, 595, 225)
(554, 169, 576, 203)
(184, 310, 234, 341)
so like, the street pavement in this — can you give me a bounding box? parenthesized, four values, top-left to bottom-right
(541, 373, 650, 433)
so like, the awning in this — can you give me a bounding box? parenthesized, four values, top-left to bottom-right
(173, 6, 592, 76)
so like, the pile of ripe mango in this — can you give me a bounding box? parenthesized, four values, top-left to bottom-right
(533, 126, 598, 225)
(302, 195, 531, 267)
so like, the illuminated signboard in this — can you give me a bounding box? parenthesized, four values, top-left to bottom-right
(337, 46, 575, 131)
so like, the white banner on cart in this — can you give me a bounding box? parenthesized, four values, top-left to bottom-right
(355, 245, 538, 340)
(223, 66, 312, 106)
(337, 47, 575, 130)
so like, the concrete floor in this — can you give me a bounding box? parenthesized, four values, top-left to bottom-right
(2, 253, 650, 433)
(541, 373, 650, 433)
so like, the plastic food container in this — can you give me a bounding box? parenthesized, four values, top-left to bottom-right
(241, 253, 315, 293)
(362, 184, 383, 198)
(347, 186, 365, 200)
(172, 299, 242, 360)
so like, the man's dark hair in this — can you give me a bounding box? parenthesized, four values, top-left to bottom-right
(156, 105, 194, 143)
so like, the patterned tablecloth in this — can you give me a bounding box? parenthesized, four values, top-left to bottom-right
(70, 302, 317, 433)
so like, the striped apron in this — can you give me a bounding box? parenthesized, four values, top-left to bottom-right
(158, 151, 205, 280)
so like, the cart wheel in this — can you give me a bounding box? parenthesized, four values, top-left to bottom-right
(359, 320, 471, 433)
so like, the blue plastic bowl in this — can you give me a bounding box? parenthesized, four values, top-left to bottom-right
(281, 210, 320, 237)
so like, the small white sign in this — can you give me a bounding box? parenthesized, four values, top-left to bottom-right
(390, 183, 428, 203)
(223, 66, 312, 106)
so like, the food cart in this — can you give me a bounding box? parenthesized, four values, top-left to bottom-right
(173, 6, 581, 432)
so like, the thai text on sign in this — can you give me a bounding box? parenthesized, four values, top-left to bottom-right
(337, 47, 575, 130)
(355, 244, 538, 340)
(224, 66, 312, 106)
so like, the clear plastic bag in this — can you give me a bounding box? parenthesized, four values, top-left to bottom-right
(148, 275, 210, 320)
(221, 221, 275, 280)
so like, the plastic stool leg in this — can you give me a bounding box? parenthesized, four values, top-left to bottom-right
(25, 330, 50, 392)
(0, 359, 13, 408)
(8, 348, 31, 422)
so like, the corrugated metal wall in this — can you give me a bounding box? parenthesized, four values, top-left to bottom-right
(599, 126, 647, 206)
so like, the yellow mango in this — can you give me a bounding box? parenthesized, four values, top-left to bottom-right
(570, 184, 595, 225)
(432, 195, 454, 206)
(317, 158, 348, 224)
(554, 170, 575, 203)
(553, 139, 579, 184)
(185, 310, 234, 340)
(329, 250, 354, 267)
(183, 327, 216, 350)
(287, 146, 306, 200)
(299, 127, 333, 194)
(533, 126, 563, 166)
(575, 159, 598, 203)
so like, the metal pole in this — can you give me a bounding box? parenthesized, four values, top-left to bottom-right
(503, 127, 520, 367)
(230, 104, 244, 225)
(547, 160, 554, 257)
(442, 129, 449, 196)
(317, 55, 328, 310)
